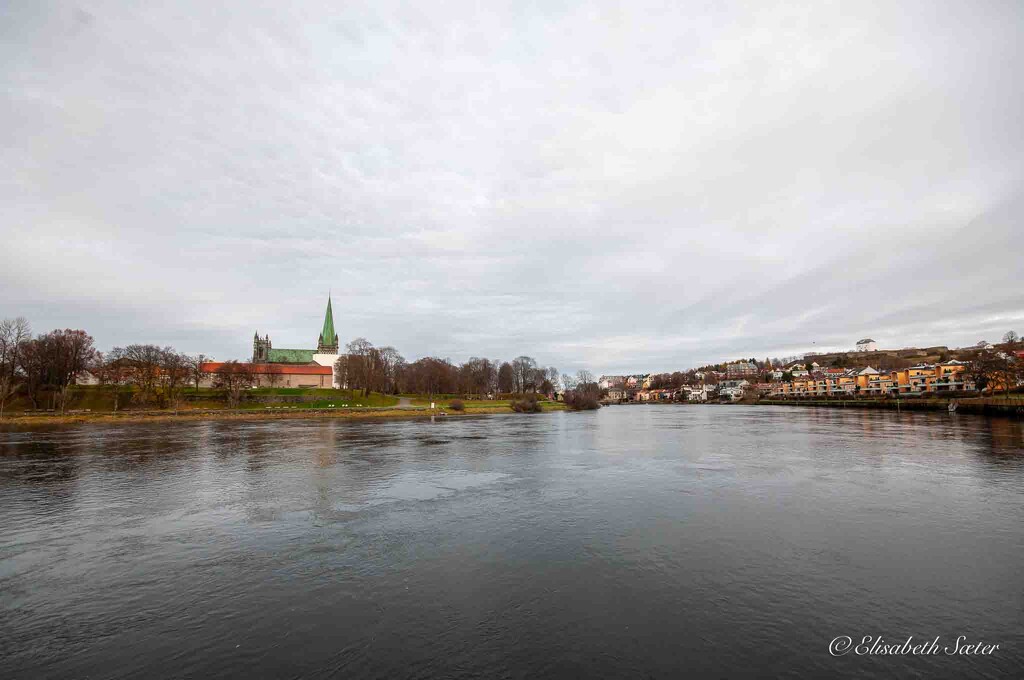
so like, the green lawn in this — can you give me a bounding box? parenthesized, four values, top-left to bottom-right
(409, 397, 508, 407)
(10, 386, 398, 412)
(238, 397, 398, 410)
(184, 387, 398, 407)
(241, 389, 398, 407)
(407, 396, 565, 411)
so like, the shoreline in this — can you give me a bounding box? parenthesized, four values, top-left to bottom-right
(603, 398, 1024, 419)
(757, 397, 1024, 418)
(0, 405, 556, 428)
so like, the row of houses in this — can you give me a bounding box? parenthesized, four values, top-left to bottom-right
(599, 374, 654, 390)
(768, 361, 971, 398)
(603, 383, 717, 403)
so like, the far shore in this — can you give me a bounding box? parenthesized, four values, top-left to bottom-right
(0, 405, 567, 428)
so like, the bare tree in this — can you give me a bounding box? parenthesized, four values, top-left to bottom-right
(333, 354, 350, 390)
(0, 317, 31, 418)
(14, 329, 96, 414)
(94, 348, 128, 412)
(377, 346, 404, 394)
(966, 352, 1003, 393)
(57, 330, 97, 413)
(159, 350, 190, 411)
(565, 369, 601, 410)
(346, 338, 375, 396)
(400, 357, 458, 397)
(17, 337, 46, 409)
(992, 352, 1020, 395)
(263, 365, 283, 389)
(497, 362, 514, 394)
(547, 367, 559, 393)
(119, 344, 165, 405)
(214, 361, 256, 407)
(511, 356, 537, 394)
(188, 353, 212, 393)
(460, 357, 497, 398)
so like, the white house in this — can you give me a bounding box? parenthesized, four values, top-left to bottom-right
(681, 385, 710, 402)
(856, 338, 878, 352)
(718, 379, 749, 401)
(786, 363, 809, 377)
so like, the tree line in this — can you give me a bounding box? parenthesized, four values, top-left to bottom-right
(334, 337, 563, 398)
(0, 317, 218, 414)
(1, 319, 99, 415)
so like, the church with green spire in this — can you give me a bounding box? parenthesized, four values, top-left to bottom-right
(252, 295, 339, 364)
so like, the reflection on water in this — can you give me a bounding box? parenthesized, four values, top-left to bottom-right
(1, 407, 1022, 678)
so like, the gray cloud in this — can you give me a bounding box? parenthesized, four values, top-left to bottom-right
(2, 0, 1022, 374)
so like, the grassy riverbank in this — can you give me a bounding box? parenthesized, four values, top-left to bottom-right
(6, 386, 401, 412)
(0, 386, 566, 427)
(0, 405, 552, 427)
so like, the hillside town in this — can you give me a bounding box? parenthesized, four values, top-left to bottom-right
(598, 335, 1024, 404)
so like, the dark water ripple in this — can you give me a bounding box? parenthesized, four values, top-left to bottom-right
(1, 407, 1023, 678)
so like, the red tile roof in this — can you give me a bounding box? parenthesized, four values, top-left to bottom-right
(200, 362, 332, 375)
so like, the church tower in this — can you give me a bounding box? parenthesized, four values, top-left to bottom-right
(252, 332, 271, 363)
(316, 295, 339, 354)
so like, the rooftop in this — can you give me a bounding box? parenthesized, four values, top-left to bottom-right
(201, 362, 332, 375)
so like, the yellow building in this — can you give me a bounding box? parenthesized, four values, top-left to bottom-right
(772, 360, 975, 398)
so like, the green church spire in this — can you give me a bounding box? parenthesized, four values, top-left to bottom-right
(319, 294, 337, 350)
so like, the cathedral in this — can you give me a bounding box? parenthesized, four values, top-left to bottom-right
(252, 295, 340, 367)
(198, 296, 340, 389)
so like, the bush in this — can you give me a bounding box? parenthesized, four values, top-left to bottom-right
(510, 394, 542, 413)
(449, 399, 465, 412)
(564, 391, 601, 411)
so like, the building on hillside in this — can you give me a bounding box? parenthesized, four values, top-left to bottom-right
(719, 379, 749, 401)
(932, 360, 970, 391)
(604, 387, 625, 401)
(785, 363, 809, 377)
(684, 385, 710, 402)
(856, 338, 878, 352)
(854, 367, 895, 396)
(598, 375, 625, 389)
(726, 362, 758, 378)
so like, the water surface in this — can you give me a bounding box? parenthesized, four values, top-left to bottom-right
(2, 407, 1022, 678)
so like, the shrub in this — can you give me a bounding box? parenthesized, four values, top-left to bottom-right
(564, 391, 601, 411)
(510, 394, 542, 413)
(449, 399, 465, 412)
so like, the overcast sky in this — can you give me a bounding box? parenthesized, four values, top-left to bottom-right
(2, 1, 1022, 374)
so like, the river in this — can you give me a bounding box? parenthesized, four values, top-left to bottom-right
(1, 406, 1022, 678)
